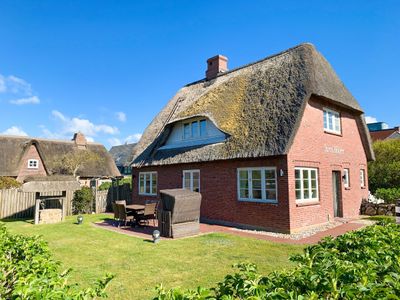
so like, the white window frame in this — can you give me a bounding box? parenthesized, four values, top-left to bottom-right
(138, 172, 157, 195)
(237, 167, 278, 203)
(295, 167, 319, 203)
(323, 107, 341, 134)
(360, 169, 366, 188)
(27, 159, 39, 169)
(343, 168, 350, 188)
(182, 118, 207, 140)
(182, 169, 200, 192)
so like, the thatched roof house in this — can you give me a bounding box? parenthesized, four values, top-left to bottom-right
(131, 43, 374, 233)
(109, 143, 137, 175)
(0, 132, 120, 182)
(132, 43, 373, 166)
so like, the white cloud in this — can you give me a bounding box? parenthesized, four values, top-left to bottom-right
(0, 75, 6, 93)
(2, 126, 28, 136)
(365, 116, 378, 124)
(125, 133, 142, 144)
(108, 138, 122, 146)
(9, 95, 40, 105)
(0, 74, 33, 95)
(51, 110, 119, 137)
(116, 112, 127, 122)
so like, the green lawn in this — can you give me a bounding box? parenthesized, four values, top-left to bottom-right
(2, 214, 303, 300)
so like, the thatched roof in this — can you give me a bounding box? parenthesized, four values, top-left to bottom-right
(132, 43, 374, 166)
(0, 135, 120, 178)
(109, 143, 137, 166)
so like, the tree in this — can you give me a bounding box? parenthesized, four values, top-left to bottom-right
(52, 150, 103, 179)
(368, 139, 400, 192)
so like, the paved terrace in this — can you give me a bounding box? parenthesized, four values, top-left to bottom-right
(94, 217, 373, 244)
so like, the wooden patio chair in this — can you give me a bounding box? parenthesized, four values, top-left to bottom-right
(136, 201, 158, 227)
(115, 200, 134, 216)
(111, 202, 119, 226)
(116, 203, 134, 227)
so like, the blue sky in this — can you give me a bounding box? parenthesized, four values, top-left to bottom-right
(0, 1, 399, 149)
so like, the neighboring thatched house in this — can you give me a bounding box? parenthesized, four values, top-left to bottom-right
(109, 143, 137, 176)
(131, 43, 374, 233)
(0, 132, 120, 185)
(367, 122, 400, 142)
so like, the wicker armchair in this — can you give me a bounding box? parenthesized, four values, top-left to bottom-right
(111, 202, 119, 226)
(116, 203, 134, 227)
(136, 201, 158, 226)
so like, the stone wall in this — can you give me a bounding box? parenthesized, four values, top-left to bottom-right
(39, 209, 62, 224)
(360, 199, 395, 216)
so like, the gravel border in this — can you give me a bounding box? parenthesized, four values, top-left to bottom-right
(230, 221, 345, 240)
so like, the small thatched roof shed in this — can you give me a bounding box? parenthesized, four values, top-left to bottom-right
(132, 43, 374, 166)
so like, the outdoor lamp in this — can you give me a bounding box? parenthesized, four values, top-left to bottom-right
(152, 230, 160, 243)
(77, 215, 83, 225)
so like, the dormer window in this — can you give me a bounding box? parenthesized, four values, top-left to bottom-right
(28, 159, 39, 169)
(183, 119, 207, 140)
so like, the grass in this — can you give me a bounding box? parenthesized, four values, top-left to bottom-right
(2, 214, 303, 300)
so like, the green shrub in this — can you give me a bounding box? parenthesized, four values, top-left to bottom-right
(375, 187, 400, 203)
(0, 225, 113, 299)
(98, 177, 131, 191)
(155, 222, 400, 299)
(72, 187, 93, 214)
(0, 176, 22, 189)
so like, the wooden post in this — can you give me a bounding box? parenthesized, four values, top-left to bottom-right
(396, 200, 400, 224)
(34, 192, 40, 225)
(61, 191, 66, 221)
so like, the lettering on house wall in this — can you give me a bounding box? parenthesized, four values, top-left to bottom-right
(324, 145, 344, 154)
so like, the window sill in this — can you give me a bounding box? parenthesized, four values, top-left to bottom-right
(238, 199, 278, 204)
(296, 201, 320, 207)
(139, 193, 157, 196)
(324, 130, 342, 137)
(361, 186, 367, 189)
(344, 187, 351, 190)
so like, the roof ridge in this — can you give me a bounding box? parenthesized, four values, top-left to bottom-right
(0, 134, 101, 145)
(185, 42, 315, 87)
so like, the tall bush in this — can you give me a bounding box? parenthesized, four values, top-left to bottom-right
(0, 225, 113, 299)
(375, 187, 400, 203)
(72, 187, 93, 214)
(0, 176, 22, 189)
(155, 222, 400, 299)
(368, 139, 400, 192)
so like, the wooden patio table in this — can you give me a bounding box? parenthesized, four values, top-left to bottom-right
(125, 204, 145, 226)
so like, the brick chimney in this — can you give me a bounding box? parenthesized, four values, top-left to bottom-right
(72, 132, 87, 149)
(206, 55, 228, 80)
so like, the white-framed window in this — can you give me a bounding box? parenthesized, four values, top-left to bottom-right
(360, 169, 366, 188)
(237, 167, 277, 203)
(27, 159, 39, 169)
(295, 167, 319, 203)
(183, 119, 207, 140)
(323, 108, 341, 134)
(343, 168, 350, 188)
(183, 170, 200, 192)
(139, 172, 157, 195)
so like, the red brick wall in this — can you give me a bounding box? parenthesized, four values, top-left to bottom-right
(132, 96, 370, 233)
(287, 96, 369, 231)
(132, 157, 292, 232)
(17, 145, 47, 181)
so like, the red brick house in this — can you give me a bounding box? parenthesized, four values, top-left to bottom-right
(131, 43, 374, 233)
(0, 132, 120, 184)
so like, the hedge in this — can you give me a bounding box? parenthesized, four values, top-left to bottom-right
(155, 221, 400, 299)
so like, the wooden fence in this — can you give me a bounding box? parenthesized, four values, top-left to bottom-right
(94, 183, 132, 213)
(0, 183, 132, 219)
(0, 189, 75, 219)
